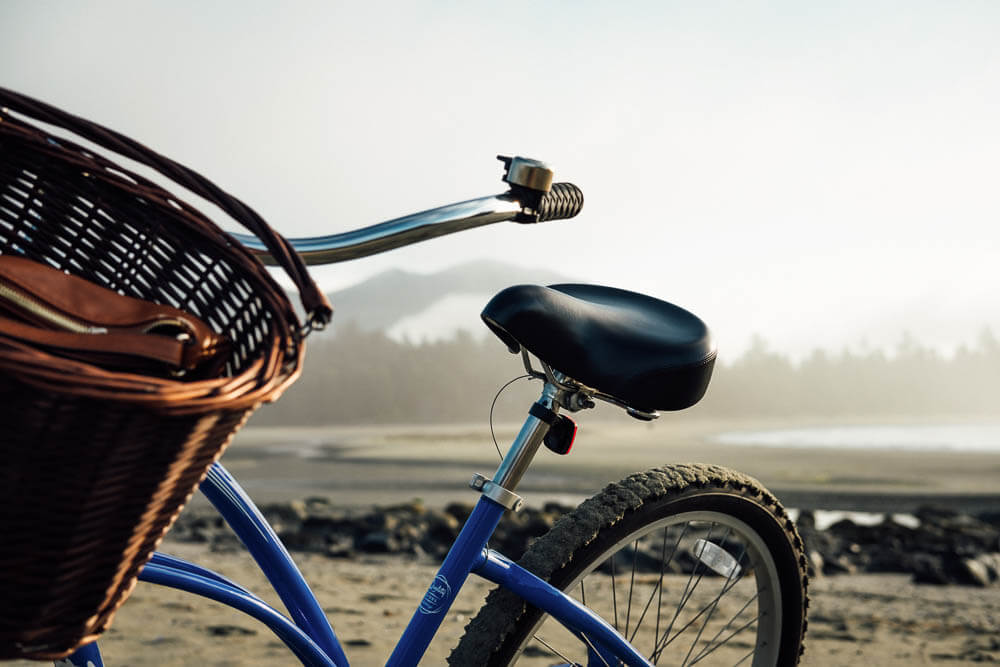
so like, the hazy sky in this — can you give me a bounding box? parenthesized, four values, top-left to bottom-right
(2, 1, 997, 359)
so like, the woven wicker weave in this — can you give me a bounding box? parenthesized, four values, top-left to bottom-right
(0, 88, 331, 660)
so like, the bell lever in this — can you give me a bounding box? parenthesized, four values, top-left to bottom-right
(497, 155, 555, 222)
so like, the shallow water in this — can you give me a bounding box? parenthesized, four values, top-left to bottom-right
(786, 507, 919, 530)
(712, 422, 1000, 452)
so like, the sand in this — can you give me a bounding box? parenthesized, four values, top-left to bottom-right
(10, 419, 1000, 665)
(19, 542, 998, 665)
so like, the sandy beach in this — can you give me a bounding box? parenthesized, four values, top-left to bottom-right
(29, 543, 999, 666)
(11, 419, 1000, 665)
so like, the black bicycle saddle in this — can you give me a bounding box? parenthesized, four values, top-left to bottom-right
(481, 284, 716, 412)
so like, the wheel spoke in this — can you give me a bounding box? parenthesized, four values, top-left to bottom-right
(681, 529, 734, 666)
(610, 551, 619, 631)
(733, 646, 756, 666)
(654, 526, 769, 663)
(530, 633, 576, 666)
(579, 632, 612, 667)
(658, 568, 750, 658)
(688, 593, 760, 666)
(686, 614, 761, 666)
(628, 573, 664, 645)
(628, 525, 689, 645)
(625, 538, 639, 637)
(652, 523, 716, 661)
(684, 540, 753, 665)
(654, 523, 687, 659)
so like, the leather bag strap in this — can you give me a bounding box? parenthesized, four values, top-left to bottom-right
(0, 315, 187, 368)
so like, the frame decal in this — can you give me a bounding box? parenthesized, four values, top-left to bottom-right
(418, 574, 451, 614)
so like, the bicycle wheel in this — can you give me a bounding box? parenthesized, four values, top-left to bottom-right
(450, 463, 808, 666)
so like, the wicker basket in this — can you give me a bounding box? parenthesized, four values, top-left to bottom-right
(0, 88, 332, 660)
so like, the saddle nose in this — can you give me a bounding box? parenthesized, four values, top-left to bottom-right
(481, 284, 716, 412)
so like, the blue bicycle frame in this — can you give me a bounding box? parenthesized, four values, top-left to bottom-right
(62, 384, 652, 667)
(60, 165, 644, 666)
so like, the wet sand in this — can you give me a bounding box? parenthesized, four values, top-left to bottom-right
(215, 419, 1000, 514)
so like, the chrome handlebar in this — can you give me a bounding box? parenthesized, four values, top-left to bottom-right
(231, 192, 522, 266)
(231, 155, 581, 267)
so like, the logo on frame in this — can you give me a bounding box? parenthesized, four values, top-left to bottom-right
(418, 574, 452, 614)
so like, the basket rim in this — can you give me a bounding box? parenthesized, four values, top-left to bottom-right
(0, 86, 331, 326)
(0, 94, 317, 413)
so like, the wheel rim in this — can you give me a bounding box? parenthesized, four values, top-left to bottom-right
(509, 509, 784, 666)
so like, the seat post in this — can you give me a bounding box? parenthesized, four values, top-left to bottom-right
(490, 381, 566, 494)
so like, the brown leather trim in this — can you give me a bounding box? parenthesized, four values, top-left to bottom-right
(0, 315, 186, 367)
(0, 256, 228, 372)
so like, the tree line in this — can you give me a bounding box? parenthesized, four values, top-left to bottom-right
(249, 324, 1000, 426)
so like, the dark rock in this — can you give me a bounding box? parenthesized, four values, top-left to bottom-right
(423, 508, 461, 544)
(915, 505, 962, 524)
(345, 638, 372, 647)
(358, 530, 399, 553)
(259, 501, 307, 526)
(976, 510, 1000, 529)
(823, 554, 858, 576)
(165, 496, 1000, 587)
(962, 557, 992, 587)
(912, 552, 992, 586)
(279, 515, 357, 554)
(209, 532, 244, 553)
(490, 508, 560, 561)
(916, 505, 998, 545)
(542, 501, 573, 515)
(325, 533, 355, 558)
(794, 509, 836, 577)
(961, 553, 1000, 587)
(204, 624, 256, 636)
(444, 502, 474, 526)
(912, 553, 950, 584)
(808, 550, 825, 578)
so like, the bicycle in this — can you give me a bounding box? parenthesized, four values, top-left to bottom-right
(47, 155, 808, 667)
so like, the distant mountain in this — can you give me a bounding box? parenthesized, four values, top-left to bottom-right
(317, 260, 572, 339)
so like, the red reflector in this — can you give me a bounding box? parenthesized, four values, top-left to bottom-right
(544, 415, 576, 455)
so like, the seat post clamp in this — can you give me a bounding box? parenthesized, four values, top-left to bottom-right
(469, 473, 524, 512)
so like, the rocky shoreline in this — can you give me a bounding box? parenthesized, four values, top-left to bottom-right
(797, 506, 1000, 586)
(168, 498, 1000, 588)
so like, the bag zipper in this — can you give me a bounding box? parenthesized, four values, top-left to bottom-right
(0, 281, 109, 334)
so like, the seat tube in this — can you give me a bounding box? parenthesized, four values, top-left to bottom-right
(386, 494, 506, 667)
(492, 381, 563, 491)
(386, 382, 563, 666)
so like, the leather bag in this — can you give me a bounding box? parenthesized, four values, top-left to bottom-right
(0, 255, 230, 377)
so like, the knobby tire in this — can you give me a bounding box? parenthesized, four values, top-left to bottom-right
(450, 463, 809, 667)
